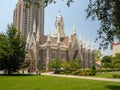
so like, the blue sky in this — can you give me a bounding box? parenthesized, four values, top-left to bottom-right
(0, 0, 112, 55)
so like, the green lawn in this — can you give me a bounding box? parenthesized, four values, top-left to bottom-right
(0, 75, 120, 90)
(95, 72, 120, 78)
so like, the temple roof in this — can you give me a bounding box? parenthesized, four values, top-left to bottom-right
(39, 34, 76, 46)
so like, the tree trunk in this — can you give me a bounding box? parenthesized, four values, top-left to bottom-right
(8, 68, 11, 75)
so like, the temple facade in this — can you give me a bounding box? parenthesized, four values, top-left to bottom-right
(26, 11, 95, 71)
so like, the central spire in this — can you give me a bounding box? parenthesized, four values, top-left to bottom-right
(54, 11, 65, 38)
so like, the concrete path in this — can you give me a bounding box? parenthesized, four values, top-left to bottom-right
(41, 72, 120, 83)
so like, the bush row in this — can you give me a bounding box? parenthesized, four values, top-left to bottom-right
(96, 68, 120, 72)
(58, 69, 96, 76)
(112, 74, 120, 79)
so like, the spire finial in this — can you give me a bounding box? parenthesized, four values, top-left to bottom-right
(36, 26, 40, 42)
(58, 10, 60, 16)
(33, 19, 36, 33)
(47, 28, 51, 42)
(80, 34, 83, 45)
(86, 41, 90, 50)
(91, 42, 94, 50)
(57, 30, 60, 43)
(68, 29, 71, 43)
(73, 23, 76, 35)
(26, 32, 30, 43)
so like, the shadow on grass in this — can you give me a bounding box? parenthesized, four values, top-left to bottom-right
(0, 74, 40, 76)
(106, 85, 120, 90)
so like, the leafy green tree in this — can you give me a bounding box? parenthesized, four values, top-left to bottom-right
(0, 34, 8, 70)
(69, 59, 81, 70)
(0, 24, 26, 74)
(61, 60, 70, 70)
(94, 49, 103, 61)
(25, 0, 73, 8)
(48, 58, 61, 71)
(112, 53, 120, 68)
(86, 0, 120, 49)
(101, 56, 112, 68)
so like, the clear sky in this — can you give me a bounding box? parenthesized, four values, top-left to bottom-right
(0, 0, 112, 56)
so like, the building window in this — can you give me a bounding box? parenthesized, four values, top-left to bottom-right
(52, 52, 55, 59)
(62, 54, 64, 59)
(42, 50, 46, 60)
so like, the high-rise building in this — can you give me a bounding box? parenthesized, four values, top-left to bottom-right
(13, 0, 44, 36)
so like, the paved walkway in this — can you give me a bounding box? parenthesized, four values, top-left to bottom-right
(41, 72, 120, 83)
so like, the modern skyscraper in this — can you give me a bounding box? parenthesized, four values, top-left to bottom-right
(13, 0, 44, 36)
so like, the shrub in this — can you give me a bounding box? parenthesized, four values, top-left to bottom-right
(72, 70, 81, 75)
(48, 59, 61, 71)
(91, 66, 96, 70)
(112, 74, 120, 79)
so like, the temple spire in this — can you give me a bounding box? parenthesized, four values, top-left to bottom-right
(73, 23, 76, 35)
(36, 26, 40, 42)
(33, 19, 36, 33)
(26, 32, 30, 44)
(68, 29, 71, 43)
(91, 42, 94, 50)
(54, 11, 65, 37)
(80, 34, 83, 45)
(47, 28, 51, 42)
(57, 30, 60, 43)
(86, 41, 90, 50)
(58, 10, 60, 16)
(82, 38, 85, 48)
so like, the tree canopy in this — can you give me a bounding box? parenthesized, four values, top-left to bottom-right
(94, 49, 103, 61)
(0, 24, 27, 74)
(112, 53, 120, 68)
(48, 58, 61, 70)
(86, 0, 120, 49)
(26, 0, 73, 8)
(101, 55, 112, 68)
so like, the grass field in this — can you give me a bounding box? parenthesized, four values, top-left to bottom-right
(95, 72, 120, 78)
(0, 75, 120, 90)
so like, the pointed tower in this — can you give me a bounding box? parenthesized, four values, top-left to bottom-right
(26, 32, 30, 44)
(46, 29, 51, 70)
(54, 11, 65, 38)
(36, 26, 40, 42)
(82, 38, 85, 48)
(33, 19, 36, 34)
(47, 28, 51, 42)
(68, 29, 71, 44)
(86, 41, 90, 50)
(91, 42, 94, 50)
(73, 24, 76, 35)
(80, 34, 83, 46)
(57, 30, 60, 44)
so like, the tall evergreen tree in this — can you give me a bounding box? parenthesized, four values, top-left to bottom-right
(0, 24, 26, 74)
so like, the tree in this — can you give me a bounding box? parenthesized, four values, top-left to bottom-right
(61, 60, 70, 70)
(25, 0, 74, 8)
(48, 58, 61, 71)
(86, 0, 120, 49)
(69, 59, 81, 70)
(94, 49, 103, 61)
(0, 24, 26, 74)
(112, 53, 120, 68)
(101, 56, 112, 68)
